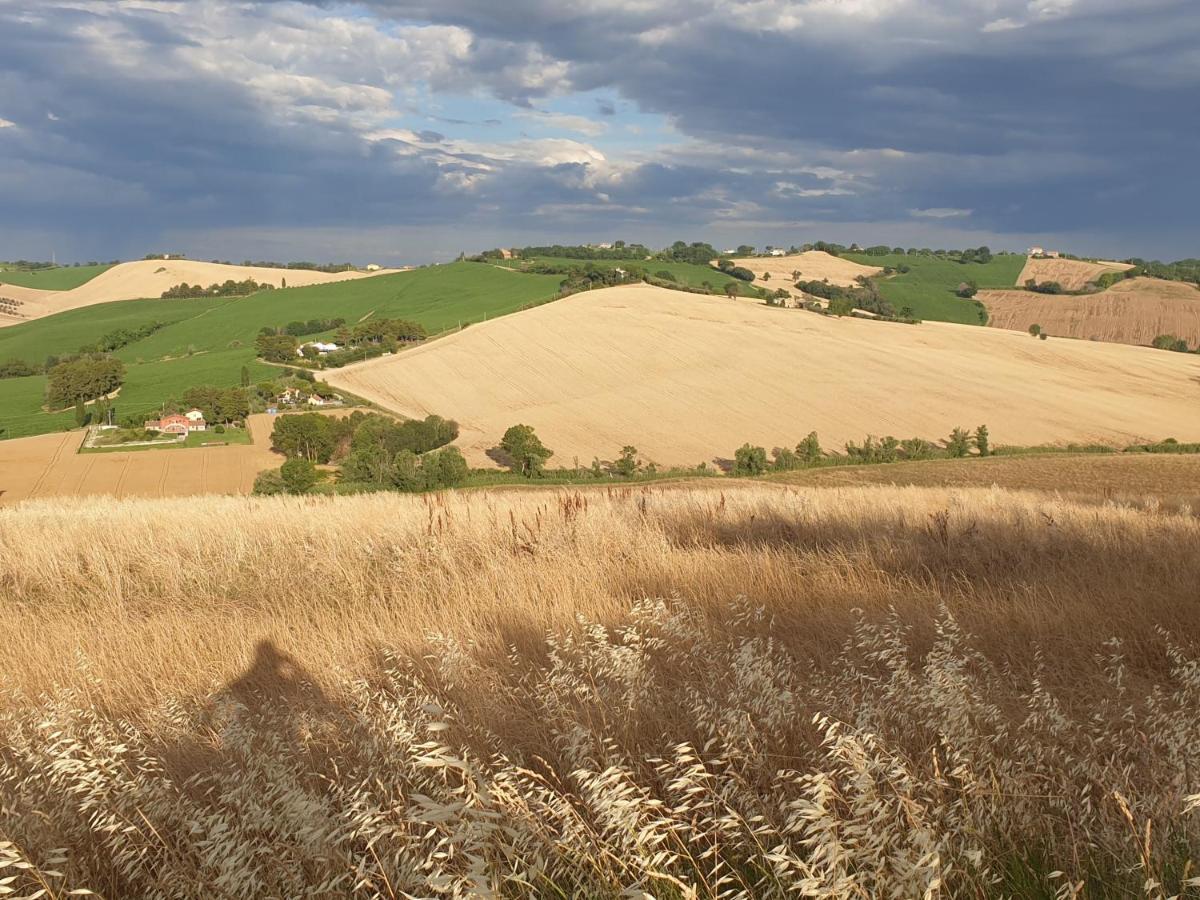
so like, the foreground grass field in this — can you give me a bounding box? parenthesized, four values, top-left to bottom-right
(842, 252, 1026, 324)
(0, 263, 562, 438)
(0, 263, 113, 291)
(2, 484, 1199, 897)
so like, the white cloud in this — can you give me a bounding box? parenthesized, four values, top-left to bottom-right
(982, 17, 1024, 32)
(0, 117, 15, 128)
(515, 110, 608, 137)
(910, 207, 972, 218)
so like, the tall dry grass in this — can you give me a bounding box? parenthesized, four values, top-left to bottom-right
(2, 484, 1199, 897)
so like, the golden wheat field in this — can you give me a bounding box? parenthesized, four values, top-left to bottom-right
(2, 483, 1200, 897)
(1016, 256, 1133, 291)
(728, 250, 881, 289)
(0, 260, 393, 325)
(0, 413, 285, 505)
(981, 276, 1200, 347)
(324, 283, 1200, 467)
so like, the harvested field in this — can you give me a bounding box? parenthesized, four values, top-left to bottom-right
(0, 259, 395, 327)
(0, 413, 286, 504)
(728, 250, 880, 291)
(775, 452, 1200, 507)
(324, 283, 1200, 467)
(1017, 256, 1133, 291)
(980, 276, 1200, 346)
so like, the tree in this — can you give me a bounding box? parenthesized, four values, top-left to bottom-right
(428, 446, 469, 487)
(256, 333, 299, 363)
(956, 280, 978, 298)
(280, 458, 318, 494)
(240, 365, 251, 387)
(1152, 334, 1190, 352)
(271, 413, 338, 462)
(1028, 323, 1042, 338)
(723, 282, 739, 299)
(614, 445, 640, 477)
(736, 245, 755, 255)
(974, 424, 990, 457)
(828, 296, 854, 317)
(733, 443, 767, 476)
(946, 427, 972, 458)
(797, 431, 822, 465)
(500, 424, 553, 476)
(46, 355, 125, 410)
(74, 399, 88, 427)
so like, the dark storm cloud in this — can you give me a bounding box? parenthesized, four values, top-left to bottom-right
(0, 0, 1196, 260)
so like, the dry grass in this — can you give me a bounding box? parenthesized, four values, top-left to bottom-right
(324, 284, 1200, 467)
(775, 452, 1200, 509)
(3, 484, 1200, 897)
(981, 277, 1200, 347)
(1017, 257, 1134, 292)
(727, 251, 881, 289)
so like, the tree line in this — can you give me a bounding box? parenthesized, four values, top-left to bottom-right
(161, 279, 274, 299)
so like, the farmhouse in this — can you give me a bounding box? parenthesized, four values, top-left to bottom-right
(365, 264, 381, 272)
(308, 393, 343, 408)
(144, 410, 207, 435)
(1028, 247, 1061, 259)
(298, 341, 339, 356)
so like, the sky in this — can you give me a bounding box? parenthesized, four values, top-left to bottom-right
(0, 0, 1196, 265)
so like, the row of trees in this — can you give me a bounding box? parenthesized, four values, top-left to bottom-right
(261, 318, 346, 338)
(161, 279, 272, 299)
(508, 242, 651, 261)
(2, 321, 166, 381)
(733, 426, 991, 475)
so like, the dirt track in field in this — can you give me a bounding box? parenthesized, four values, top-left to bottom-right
(323, 284, 1200, 468)
(980, 277, 1200, 347)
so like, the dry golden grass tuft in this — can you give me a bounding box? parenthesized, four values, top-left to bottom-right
(2, 484, 1200, 897)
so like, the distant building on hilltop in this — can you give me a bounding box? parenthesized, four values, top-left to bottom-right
(365, 263, 381, 271)
(1028, 247, 1061, 258)
(144, 411, 206, 435)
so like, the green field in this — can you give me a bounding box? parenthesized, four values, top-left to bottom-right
(496, 256, 763, 297)
(81, 426, 253, 453)
(842, 252, 1027, 324)
(0, 263, 563, 440)
(0, 263, 115, 291)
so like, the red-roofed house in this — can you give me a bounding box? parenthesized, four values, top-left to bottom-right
(144, 411, 207, 435)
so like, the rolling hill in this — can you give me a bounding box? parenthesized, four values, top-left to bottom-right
(0, 259, 396, 327)
(1017, 256, 1134, 291)
(728, 251, 881, 289)
(979, 276, 1200, 347)
(840, 251, 1027, 324)
(0, 263, 563, 438)
(0, 263, 114, 291)
(323, 283, 1200, 467)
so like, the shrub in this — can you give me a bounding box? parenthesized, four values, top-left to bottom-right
(732, 443, 768, 475)
(280, 458, 319, 494)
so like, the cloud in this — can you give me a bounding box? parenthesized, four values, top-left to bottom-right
(910, 207, 973, 219)
(0, 0, 1196, 260)
(0, 117, 14, 128)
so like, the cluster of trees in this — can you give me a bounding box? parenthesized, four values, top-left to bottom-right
(256, 333, 301, 363)
(259, 411, 464, 494)
(0, 359, 38, 380)
(1, 259, 115, 270)
(1122, 258, 1200, 286)
(240, 261, 357, 273)
(1151, 334, 1192, 353)
(180, 385, 250, 424)
(793, 278, 897, 318)
(46, 355, 125, 410)
(81, 321, 165, 354)
(662, 241, 720, 266)
(343, 317, 426, 345)
(510, 242, 651, 261)
(1024, 279, 1065, 295)
(733, 426, 991, 475)
(714, 259, 755, 281)
(257, 317, 427, 367)
(161, 279, 273, 299)
(267, 318, 346, 338)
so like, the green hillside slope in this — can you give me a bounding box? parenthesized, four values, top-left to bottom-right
(0, 263, 115, 291)
(0, 263, 562, 439)
(842, 252, 1026, 324)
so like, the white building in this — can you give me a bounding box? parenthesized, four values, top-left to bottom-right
(298, 341, 339, 356)
(365, 263, 381, 271)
